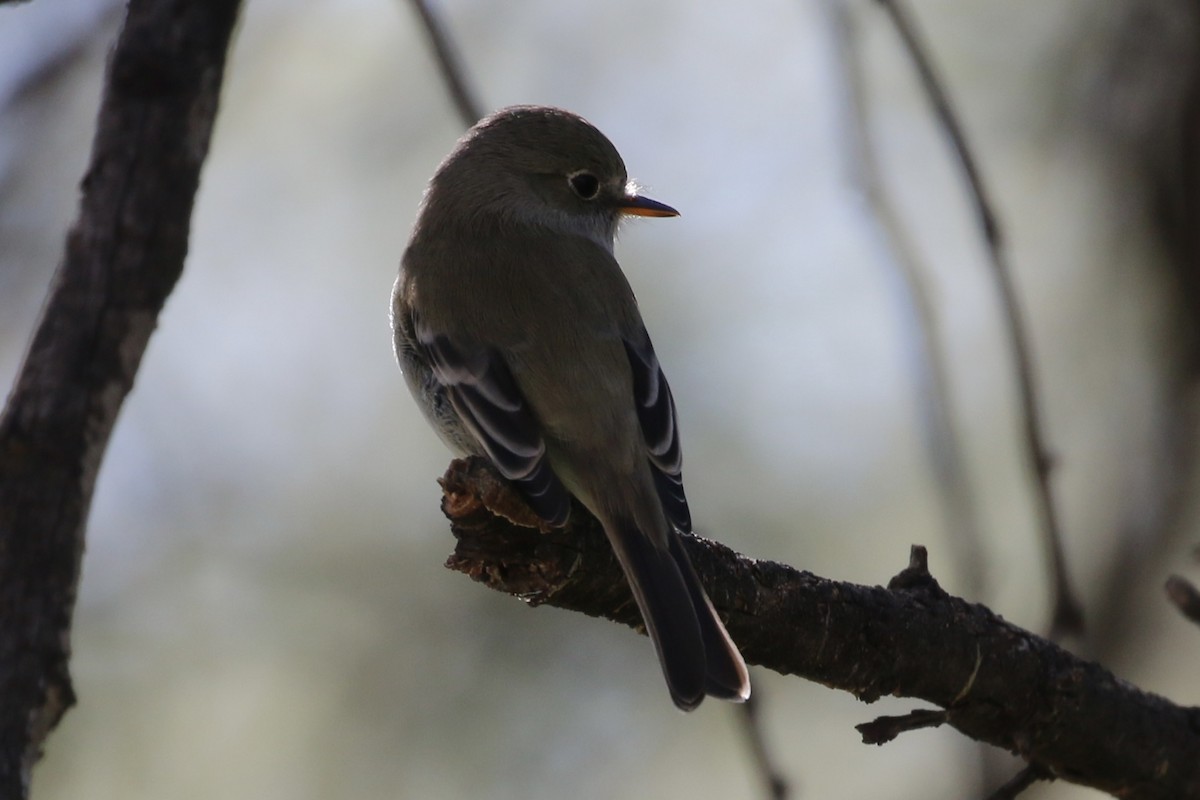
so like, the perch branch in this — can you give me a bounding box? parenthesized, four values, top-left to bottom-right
(441, 457, 1200, 800)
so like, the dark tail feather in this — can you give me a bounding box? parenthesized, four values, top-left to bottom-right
(606, 518, 707, 710)
(606, 518, 750, 710)
(667, 533, 751, 701)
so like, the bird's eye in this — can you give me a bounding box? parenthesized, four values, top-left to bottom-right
(568, 171, 600, 200)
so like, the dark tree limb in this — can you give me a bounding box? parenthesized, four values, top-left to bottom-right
(0, 1, 241, 796)
(441, 457, 1200, 800)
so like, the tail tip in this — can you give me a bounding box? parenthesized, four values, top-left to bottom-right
(670, 671, 751, 711)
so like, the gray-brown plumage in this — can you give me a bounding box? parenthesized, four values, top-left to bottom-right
(392, 105, 750, 710)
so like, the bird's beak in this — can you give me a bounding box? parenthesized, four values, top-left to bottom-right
(619, 193, 679, 218)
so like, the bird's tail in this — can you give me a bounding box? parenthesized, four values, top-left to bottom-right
(604, 515, 751, 711)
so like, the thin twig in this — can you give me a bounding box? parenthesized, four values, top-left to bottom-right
(818, 0, 986, 595)
(1165, 574, 1200, 626)
(871, 0, 999, 245)
(736, 690, 791, 800)
(406, 0, 483, 127)
(983, 763, 1054, 800)
(872, 0, 1084, 636)
(857, 709, 947, 745)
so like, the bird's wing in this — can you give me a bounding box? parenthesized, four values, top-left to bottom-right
(624, 335, 692, 533)
(416, 315, 571, 527)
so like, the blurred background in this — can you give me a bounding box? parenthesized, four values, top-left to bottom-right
(3, 0, 1199, 797)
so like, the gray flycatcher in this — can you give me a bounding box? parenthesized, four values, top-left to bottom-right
(391, 105, 750, 710)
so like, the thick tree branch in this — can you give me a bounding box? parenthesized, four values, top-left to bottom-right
(441, 457, 1200, 800)
(0, 1, 241, 796)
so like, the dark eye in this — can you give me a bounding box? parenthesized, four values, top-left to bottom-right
(569, 171, 600, 200)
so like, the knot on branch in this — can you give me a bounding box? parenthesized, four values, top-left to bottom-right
(886, 544, 946, 599)
(439, 457, 644, 625)
(440, 457, 579, 603)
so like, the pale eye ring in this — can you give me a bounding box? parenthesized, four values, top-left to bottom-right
(568, 171, 600, 200)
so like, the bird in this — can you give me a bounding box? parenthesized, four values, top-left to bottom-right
(391, 105, 750, 710)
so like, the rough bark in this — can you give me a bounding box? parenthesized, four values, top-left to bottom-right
(442, 457, 1200, 800)
(0, 1, 241, 797)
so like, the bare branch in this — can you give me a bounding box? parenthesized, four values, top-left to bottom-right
(406, 0, 483, 127)
(1165, 574, 1200, 626)
(983, 764, 1053, 800)
(872, 0, 1084, 636)
(818, 0, 986, 595)
(737, 691, 791, 800)
(441, 457, 1200, 800)
(0, 0, 241, 795)
(857, 708, 946, 745)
